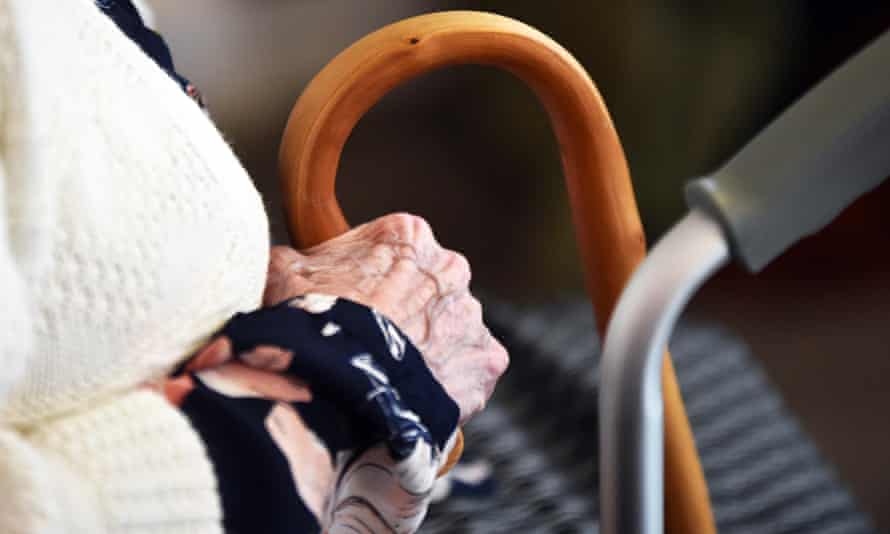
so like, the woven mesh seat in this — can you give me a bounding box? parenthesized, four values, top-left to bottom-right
(422, 298, 874, 533)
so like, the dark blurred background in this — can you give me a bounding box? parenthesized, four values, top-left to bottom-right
(146, 0, 890, 529)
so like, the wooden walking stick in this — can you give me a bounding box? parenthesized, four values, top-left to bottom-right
(279, 11, 715, 533)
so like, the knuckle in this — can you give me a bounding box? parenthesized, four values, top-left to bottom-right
(380, 213, 428, 242)
(464, 294, 483, 319)
(453, 251, 470, 273)
(370, 243, 397, 266)
(392, 257, 420, 278)
(487, 342, 510, 378)
(410, 214, 434, 240)
(374, 213, 410, 240)
(445, 251, 471, 283)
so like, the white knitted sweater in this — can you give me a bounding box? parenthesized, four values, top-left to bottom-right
(0, 0, 270, 532)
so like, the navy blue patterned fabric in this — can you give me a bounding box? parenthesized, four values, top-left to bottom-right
(221, 297, 458, 456)
(179, 297, 458, 534)
(181, 384, 320, 533)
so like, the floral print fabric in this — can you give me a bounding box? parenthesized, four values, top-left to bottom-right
(176, 296, 459, 533)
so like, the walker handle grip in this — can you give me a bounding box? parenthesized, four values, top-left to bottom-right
(686, 31, 890, 272)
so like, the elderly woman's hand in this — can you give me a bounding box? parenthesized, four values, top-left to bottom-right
(264, 213, 508, 423)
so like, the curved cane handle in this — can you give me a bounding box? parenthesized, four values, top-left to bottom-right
(278, 11, 714, 533)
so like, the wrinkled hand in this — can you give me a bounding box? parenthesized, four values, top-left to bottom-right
(264, 213, 508, 423)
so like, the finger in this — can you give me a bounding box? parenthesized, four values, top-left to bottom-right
(453, 341, 508, 424)
(241, 345, 294, 371)
(202, 362, 312, 403)
(425, 291, 482, 348)
(365, 242, 398, 280)
(431, 250, 471, 296)
(265, 403, 333, 520)
(459, 292, 485, 332)
(424, 330, 506, 424)
(394, 217, 450, 277)
(489, 338, 510, 382)
(481, 339, 509, 400)
(163, 375, 196, 406)
(371, 213, 437, 248)
(184, 336, 234, 373)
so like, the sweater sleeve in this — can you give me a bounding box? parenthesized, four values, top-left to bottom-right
(0, 5, 29, 405)
(0, 6, 223, 532)
(0, 392, 224, 534)
(0, 159, 223, 532)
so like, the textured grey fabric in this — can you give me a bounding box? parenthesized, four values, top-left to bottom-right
(422, 298, 874, 533)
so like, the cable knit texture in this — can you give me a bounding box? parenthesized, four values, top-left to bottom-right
(26, 392, 224, 533)
(0, 0, 270, 531)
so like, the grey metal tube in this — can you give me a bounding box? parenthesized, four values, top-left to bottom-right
(686, 30, 890, 272)
(599, 210, 729, 534)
